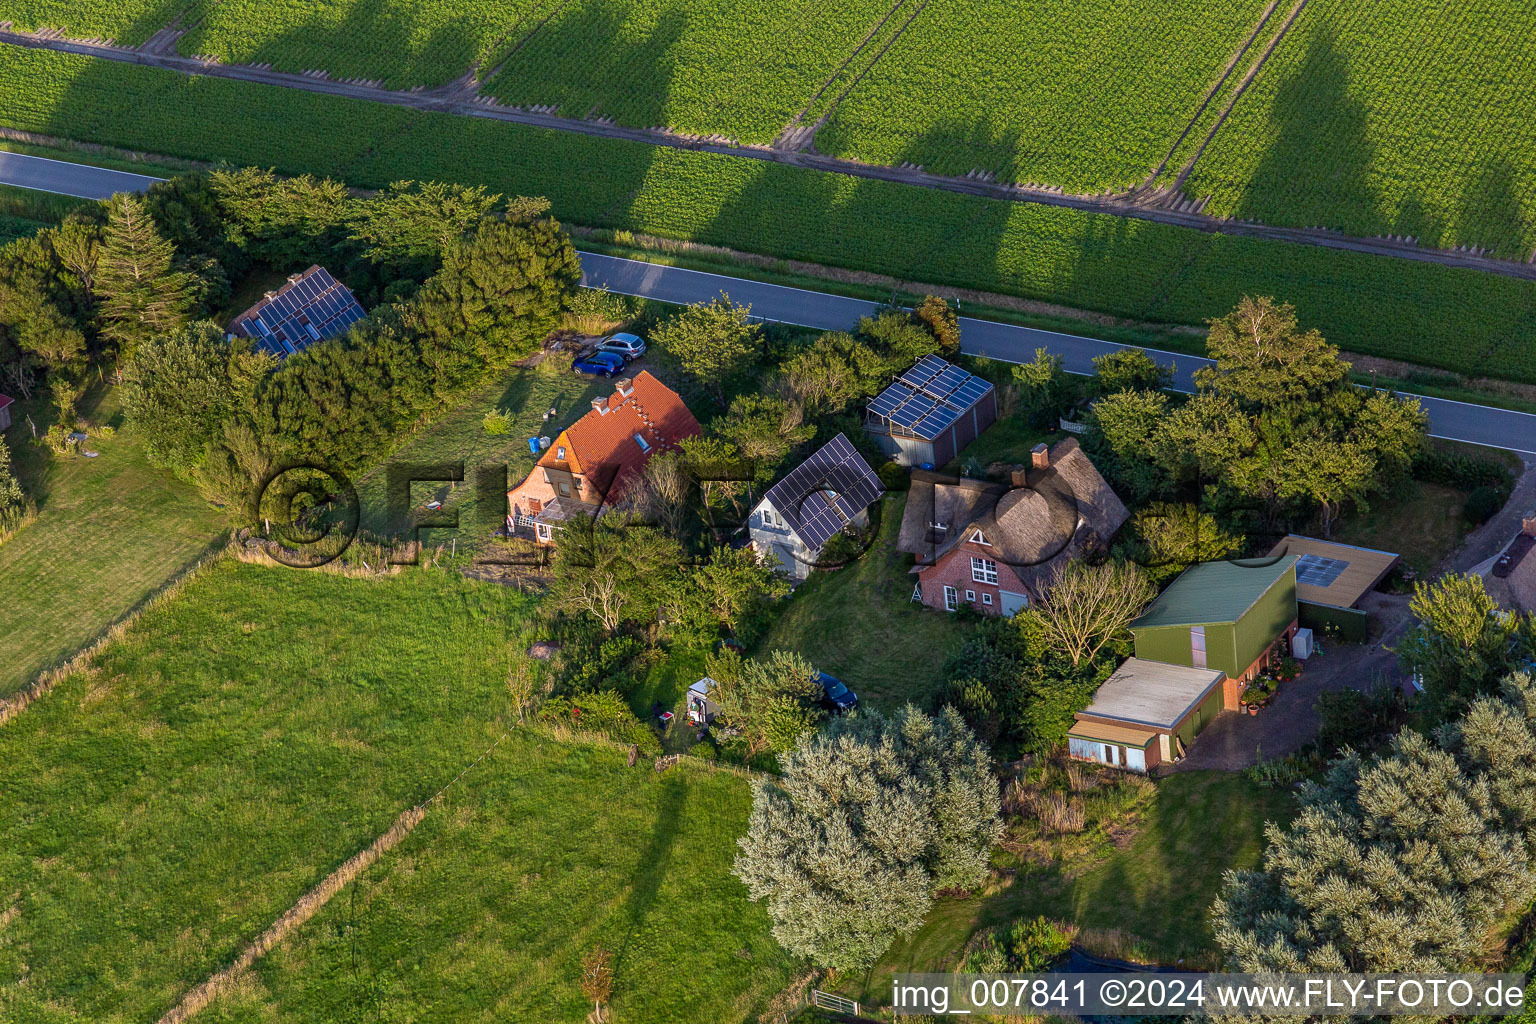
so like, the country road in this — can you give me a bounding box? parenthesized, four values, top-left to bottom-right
(6, 151, 1532, 455)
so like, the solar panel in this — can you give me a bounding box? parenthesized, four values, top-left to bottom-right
(914, 406, 959, 437)
(228, 266, 366, 358)
(869, 357, 993, 440)
(760, 433, 883, 551)
(889, 398, 932, 431)
(867, 382, 913, 419)
(1295, 554, 1349, 587)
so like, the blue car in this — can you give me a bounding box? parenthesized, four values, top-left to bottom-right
(573, 351, 626, 377)
(815, 672, 858, 713)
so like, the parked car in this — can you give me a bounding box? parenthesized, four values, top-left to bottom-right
(597, 332, 647, 359)
(815, 672, 858, 713)
(573, 351, 626, 377)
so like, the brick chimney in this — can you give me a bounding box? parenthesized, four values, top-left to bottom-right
(1031, 443, 1050, 470)
(1523, 512, 1536, 537)
(591, 397, 609, 415)
(1010, 464, 1029, 487)
(615, 377, 634, 398)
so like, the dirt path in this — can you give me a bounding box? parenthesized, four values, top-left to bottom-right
(5, 26, 1536, 283)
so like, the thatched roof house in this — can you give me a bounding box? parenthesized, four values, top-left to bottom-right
(899, 437, 1128, 616)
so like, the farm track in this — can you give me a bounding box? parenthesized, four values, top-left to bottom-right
(3, 23, 1535, 282)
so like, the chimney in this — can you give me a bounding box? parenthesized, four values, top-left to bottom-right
(1010, 464, 1029, 487)
(591, 397, 609, 415)
(1031, 443, 1050, 470)
(1523, 513, 1536, 537)
(615, 377, 634, 398)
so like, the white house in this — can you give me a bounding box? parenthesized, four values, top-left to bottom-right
(748, 434, 882, 581)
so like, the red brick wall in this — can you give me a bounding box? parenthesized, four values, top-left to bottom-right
(916, 542, 1027, 616)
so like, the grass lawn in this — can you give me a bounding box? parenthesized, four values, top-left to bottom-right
(350, 365, 607, 544)
(941, 416, 1059, 478)
(0, 559, 794, 1023)
(836, 771, 1296, 1008)
(754, 492, 974, 710)
(1333, 481, 1469, 578)
(0, 384, 225, 697)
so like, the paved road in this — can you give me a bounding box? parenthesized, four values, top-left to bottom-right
(0, 151, 164, 198)
(580, 254, 1536, 455)
(7, 151, 1531, 455)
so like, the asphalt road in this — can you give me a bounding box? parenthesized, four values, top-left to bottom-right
(6, 151, 1531, 455)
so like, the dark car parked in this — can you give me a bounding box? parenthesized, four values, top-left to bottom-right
(815, 672, 858, 713)
(573, 351, 626, 377)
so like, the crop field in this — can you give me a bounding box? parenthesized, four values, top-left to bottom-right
(1184, 0, 1536, 260)
(5, 48, 1536, 382)
(0, 560, 789, 1023)
(0, 0, 187, 45)
(482, 0, 893, 145)
(174, 0, 545, 90)
(814, 0, 1270, 193)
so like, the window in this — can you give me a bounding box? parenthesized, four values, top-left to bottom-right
(965, 589, 976, 602)
(527, 498, 542, 515)
(943, 586, 959, 612)
(535, 524, 552, 541)
(556, 445, 566, 461)
(1190, 625, 1207, 669)
(559, 480, 571, 497)
(971, 556, 998, 584)
(970, 529, 990, 545)
(634, 432, 650, 452)
(761, 506, 782, 528)
(982, 593, 993, 606)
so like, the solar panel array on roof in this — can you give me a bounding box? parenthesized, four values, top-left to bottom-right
(229, 266, 367, 358)
(868, 356, 994, 441)
(1295, 553, 1349, 587)
(761, 433, 883, 551)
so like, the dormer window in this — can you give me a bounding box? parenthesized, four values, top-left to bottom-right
(556, 446, 566, 461)
(970, 529, 989, 545)
(634, 433, 650, 452)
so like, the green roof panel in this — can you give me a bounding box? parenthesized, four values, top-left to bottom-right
(1132, 555, 1298, 629)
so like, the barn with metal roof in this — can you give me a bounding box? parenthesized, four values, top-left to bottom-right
(864, 355, 996, 468)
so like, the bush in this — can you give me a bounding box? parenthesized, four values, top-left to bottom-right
(877, 460, 909, 491)
(563, 287, 634, 335)
(538, 689, 660, 754)
(1464, 484, 1504, 525)
(482, 409, 513, 435)
(1005, 916, 1075, 971)
(1412, 449, 1511, 491)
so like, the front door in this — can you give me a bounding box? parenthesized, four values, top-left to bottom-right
(1191, 625, 1207, 669)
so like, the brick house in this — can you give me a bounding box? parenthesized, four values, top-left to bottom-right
(897, 437, 1128, 615)
(506, 371, 700, 543)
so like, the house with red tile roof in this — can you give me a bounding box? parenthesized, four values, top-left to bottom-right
(506, 371, 700, 543)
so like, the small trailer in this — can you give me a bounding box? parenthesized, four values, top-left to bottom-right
(686, 677, 721, 726)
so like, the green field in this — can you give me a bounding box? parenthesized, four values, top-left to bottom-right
(4, 48, 1536, 382)
(483, 0, 893, 145)
(816, 0, 1269, 192)
(0, 386, 224, 698)
(1186, 0, 1536, 260)
(0, 0, 187, 45)
(0, 560, 791, 1023)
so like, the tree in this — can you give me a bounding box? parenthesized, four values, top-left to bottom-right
(911, 295, 961, 354)
(123, 322, 270, 477)
(412, 212, 581, 388)
(1396, 573, 1532, 723)
(0, 433, 32, 544)
(1275, 437, 1374, 537)
(1091, 347, 1172, 395)
(1196, 295, 1349, 408)
(712, 649, 825, 754)
(579, 946, 613, 1022)
(1212, 677, 1536, 979)
(347, 179, 501, 271)
(1037, 560, 1154, 668)
(713, 393, 813, 482)
(733, 705, 1002, 970)
(1082, 388, 1170, 504)
(96, 194, 196, 362)
(1121, 502, 1242, 584)
(687, 545, 789, 638)
(1012, 347, 1071, 428)
(857, 309, 939, 366)
(549, 512, 683, 633)
(651, 294, 760, 404)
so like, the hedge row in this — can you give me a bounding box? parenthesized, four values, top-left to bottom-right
(5, 48, 1536, 380)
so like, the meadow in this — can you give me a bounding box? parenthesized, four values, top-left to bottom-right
(0, 559, 793, 1023)
(0, 385, 225, 699)
(4, 48, 1536, 383)
(1185, 0, 1536, 260)
(814, 0, 1270, 192)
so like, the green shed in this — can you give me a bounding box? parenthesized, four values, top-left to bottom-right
(1131, 556, 1299, 683)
